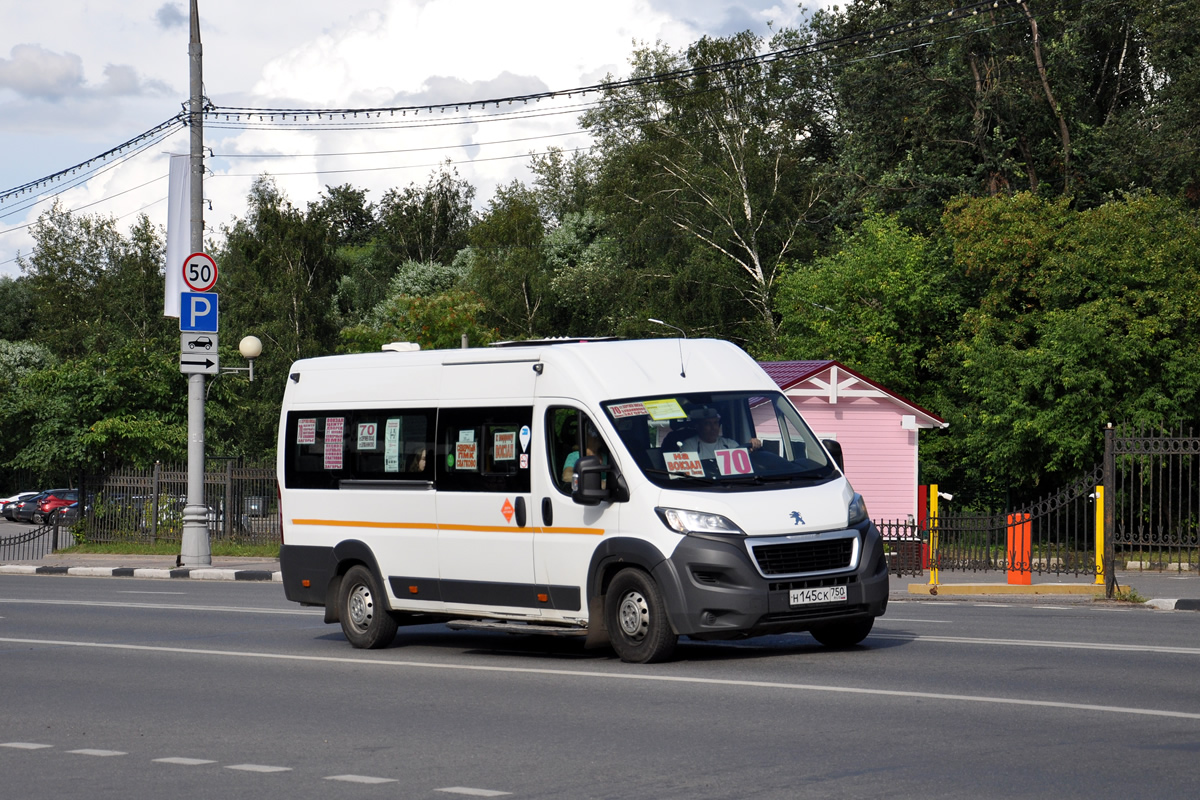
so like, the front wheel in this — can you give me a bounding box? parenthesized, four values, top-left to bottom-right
(809, 617, 874, 648)
(338, 565, 399, 649)
(604, 569, 677, 663)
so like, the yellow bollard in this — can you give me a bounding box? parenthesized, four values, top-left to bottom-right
(1094, 485, 1105, 585)
(928, 484, 939, 587)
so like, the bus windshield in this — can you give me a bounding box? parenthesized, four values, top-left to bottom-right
(602, 391, 837, 489)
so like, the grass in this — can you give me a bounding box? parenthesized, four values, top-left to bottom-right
(1109, 585, 1148, 604)
(56, 540, 280, 558)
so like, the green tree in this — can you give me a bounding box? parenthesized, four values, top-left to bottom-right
(0, 276, 34, 341)
(775, 211, 961, 399)
(583, 30, 830, 350)
(462, 181, 549, 338)
(339, 290, 497, 352)
(937, 192, 1200, 499)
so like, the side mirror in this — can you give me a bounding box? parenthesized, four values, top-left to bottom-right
(822, 439, 845, 473)
(571, 455, 609, 506)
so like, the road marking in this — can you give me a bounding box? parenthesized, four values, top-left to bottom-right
(436, 788, 512, 797)
(2, 636, 1199, 721)
(1, 742, 53, 749)
(119, 587, 187, 594)
(326, 775, 398, 784)
(154, 757, 217, 765)
(67, 749, 126, 757)
(871, 632, 1200, 655)
(227, 764, 292, 773)
(877, 617, 952, 624)
(0, 598, 319, 615)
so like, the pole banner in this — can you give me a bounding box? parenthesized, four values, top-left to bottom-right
(163, 153, 191, 318)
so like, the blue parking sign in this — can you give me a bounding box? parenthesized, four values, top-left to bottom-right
(180, 292, 219, 332)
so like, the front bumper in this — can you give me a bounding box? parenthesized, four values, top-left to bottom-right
(654, 520, 889, 639)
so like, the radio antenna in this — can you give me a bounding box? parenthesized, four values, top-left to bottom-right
(648, 318, 686, 377)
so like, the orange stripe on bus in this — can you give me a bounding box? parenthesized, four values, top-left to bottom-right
(291, 519, 604, 536)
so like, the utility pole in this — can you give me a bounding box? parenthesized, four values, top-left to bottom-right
(180, 0, 211, 566)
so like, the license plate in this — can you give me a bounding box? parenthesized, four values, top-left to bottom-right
(790, 585, 847, 606)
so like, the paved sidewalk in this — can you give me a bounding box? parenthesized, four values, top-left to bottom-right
(0, 553, 281, 582)
(893, 568, 1200, 610)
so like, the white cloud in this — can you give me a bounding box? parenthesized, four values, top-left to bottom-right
(0, 0, 822, 276)
(0, 45, 86, 100)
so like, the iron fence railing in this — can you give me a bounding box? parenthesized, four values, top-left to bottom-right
(1109, 424, 1200, 573)
(77, 459, 278, 547)
(0, 522, 71, 561)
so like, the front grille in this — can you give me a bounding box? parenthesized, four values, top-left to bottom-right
(751, 536, 854, 575)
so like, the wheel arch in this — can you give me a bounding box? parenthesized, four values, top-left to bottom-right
(323, 539, 387, 625)
(585, 536, 687, 639)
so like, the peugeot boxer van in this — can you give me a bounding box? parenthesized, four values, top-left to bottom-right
(277, 338, 888, 662)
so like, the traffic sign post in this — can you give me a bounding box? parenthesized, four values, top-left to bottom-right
(180, 291, 218, 332)
(182, 252, 218, 292)
(180, 332, 219, 375)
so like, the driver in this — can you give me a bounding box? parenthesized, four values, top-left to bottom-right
(678, 407, 760, 460)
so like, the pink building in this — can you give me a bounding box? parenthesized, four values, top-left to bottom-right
(757, 361, 947, 523)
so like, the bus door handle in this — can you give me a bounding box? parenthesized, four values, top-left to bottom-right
(541, 497, 553, 527)
(514, 496, 527, 528)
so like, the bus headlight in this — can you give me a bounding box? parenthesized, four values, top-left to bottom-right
(656, 507, 745, 537)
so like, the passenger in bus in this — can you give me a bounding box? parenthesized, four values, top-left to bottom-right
(678, 407, 761, 460)
(562, 422, 607, 483)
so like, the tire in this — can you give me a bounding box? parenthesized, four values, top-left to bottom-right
(338, 565, 399, 649)
(810, 617, 874, 648)
(604, 569, 677, 663)
(32, 512, 43, 524)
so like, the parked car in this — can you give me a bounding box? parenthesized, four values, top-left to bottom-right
(33, 489, 79, 524)
(13, 491, 50, 523)
(2, 491, 38, 521)
(48, 501, 80, 526)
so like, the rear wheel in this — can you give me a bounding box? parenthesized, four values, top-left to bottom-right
(604, 569, 677, 663)
(338, 565, 399, 649)
(810, 617, 874, 648)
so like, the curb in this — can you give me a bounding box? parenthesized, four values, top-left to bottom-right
(0, 564, 281, 582)
(907, 582, 1105, 597)
(1146, 598, 1200, 611)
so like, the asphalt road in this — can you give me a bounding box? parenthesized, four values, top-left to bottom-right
(2, 574, 1199, 799)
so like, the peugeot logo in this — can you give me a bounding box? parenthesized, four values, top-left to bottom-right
(789, 511, 805, 525)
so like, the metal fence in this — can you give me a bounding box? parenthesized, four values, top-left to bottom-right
(1108, 424, 1200, 573)
(0, 522, 73, 561)
(883, 425, 1200, 593)
(75, 459, 278, 547)
(881, 466, 1103, 581)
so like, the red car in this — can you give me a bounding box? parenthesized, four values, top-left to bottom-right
(33, 489, 78, 524)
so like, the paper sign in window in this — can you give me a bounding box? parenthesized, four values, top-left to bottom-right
(455, 442, 478, 470)
(324, 417, 345, 470)
(384, 418, 401, 472)
(494, 431, 516, 461)
(296, 418, 316, 445)
(665, 451, 704, 478)
(644, 399, 686, 420)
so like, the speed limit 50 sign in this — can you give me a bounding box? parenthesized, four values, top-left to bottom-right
(182, 252, 218, 292)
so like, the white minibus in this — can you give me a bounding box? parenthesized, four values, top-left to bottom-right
(277, 338, 888, 662)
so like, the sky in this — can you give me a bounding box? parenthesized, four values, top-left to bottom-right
(0, 0, 823, 278)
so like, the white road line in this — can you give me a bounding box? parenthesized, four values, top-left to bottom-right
(67, 749, 126, 757)
(325, 775, 398, 784)
(2, 635, 1198, 721)
(118, 587, 187, 594)
(154, 757, 217, 765)
(877, 617, 952, 624)
(0, 598, 319, 615)
(436, 788, 512, 797)
(1, 742, 53, 749)
(226, 764, 292, 773)
(871, 632, 1200, 655)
